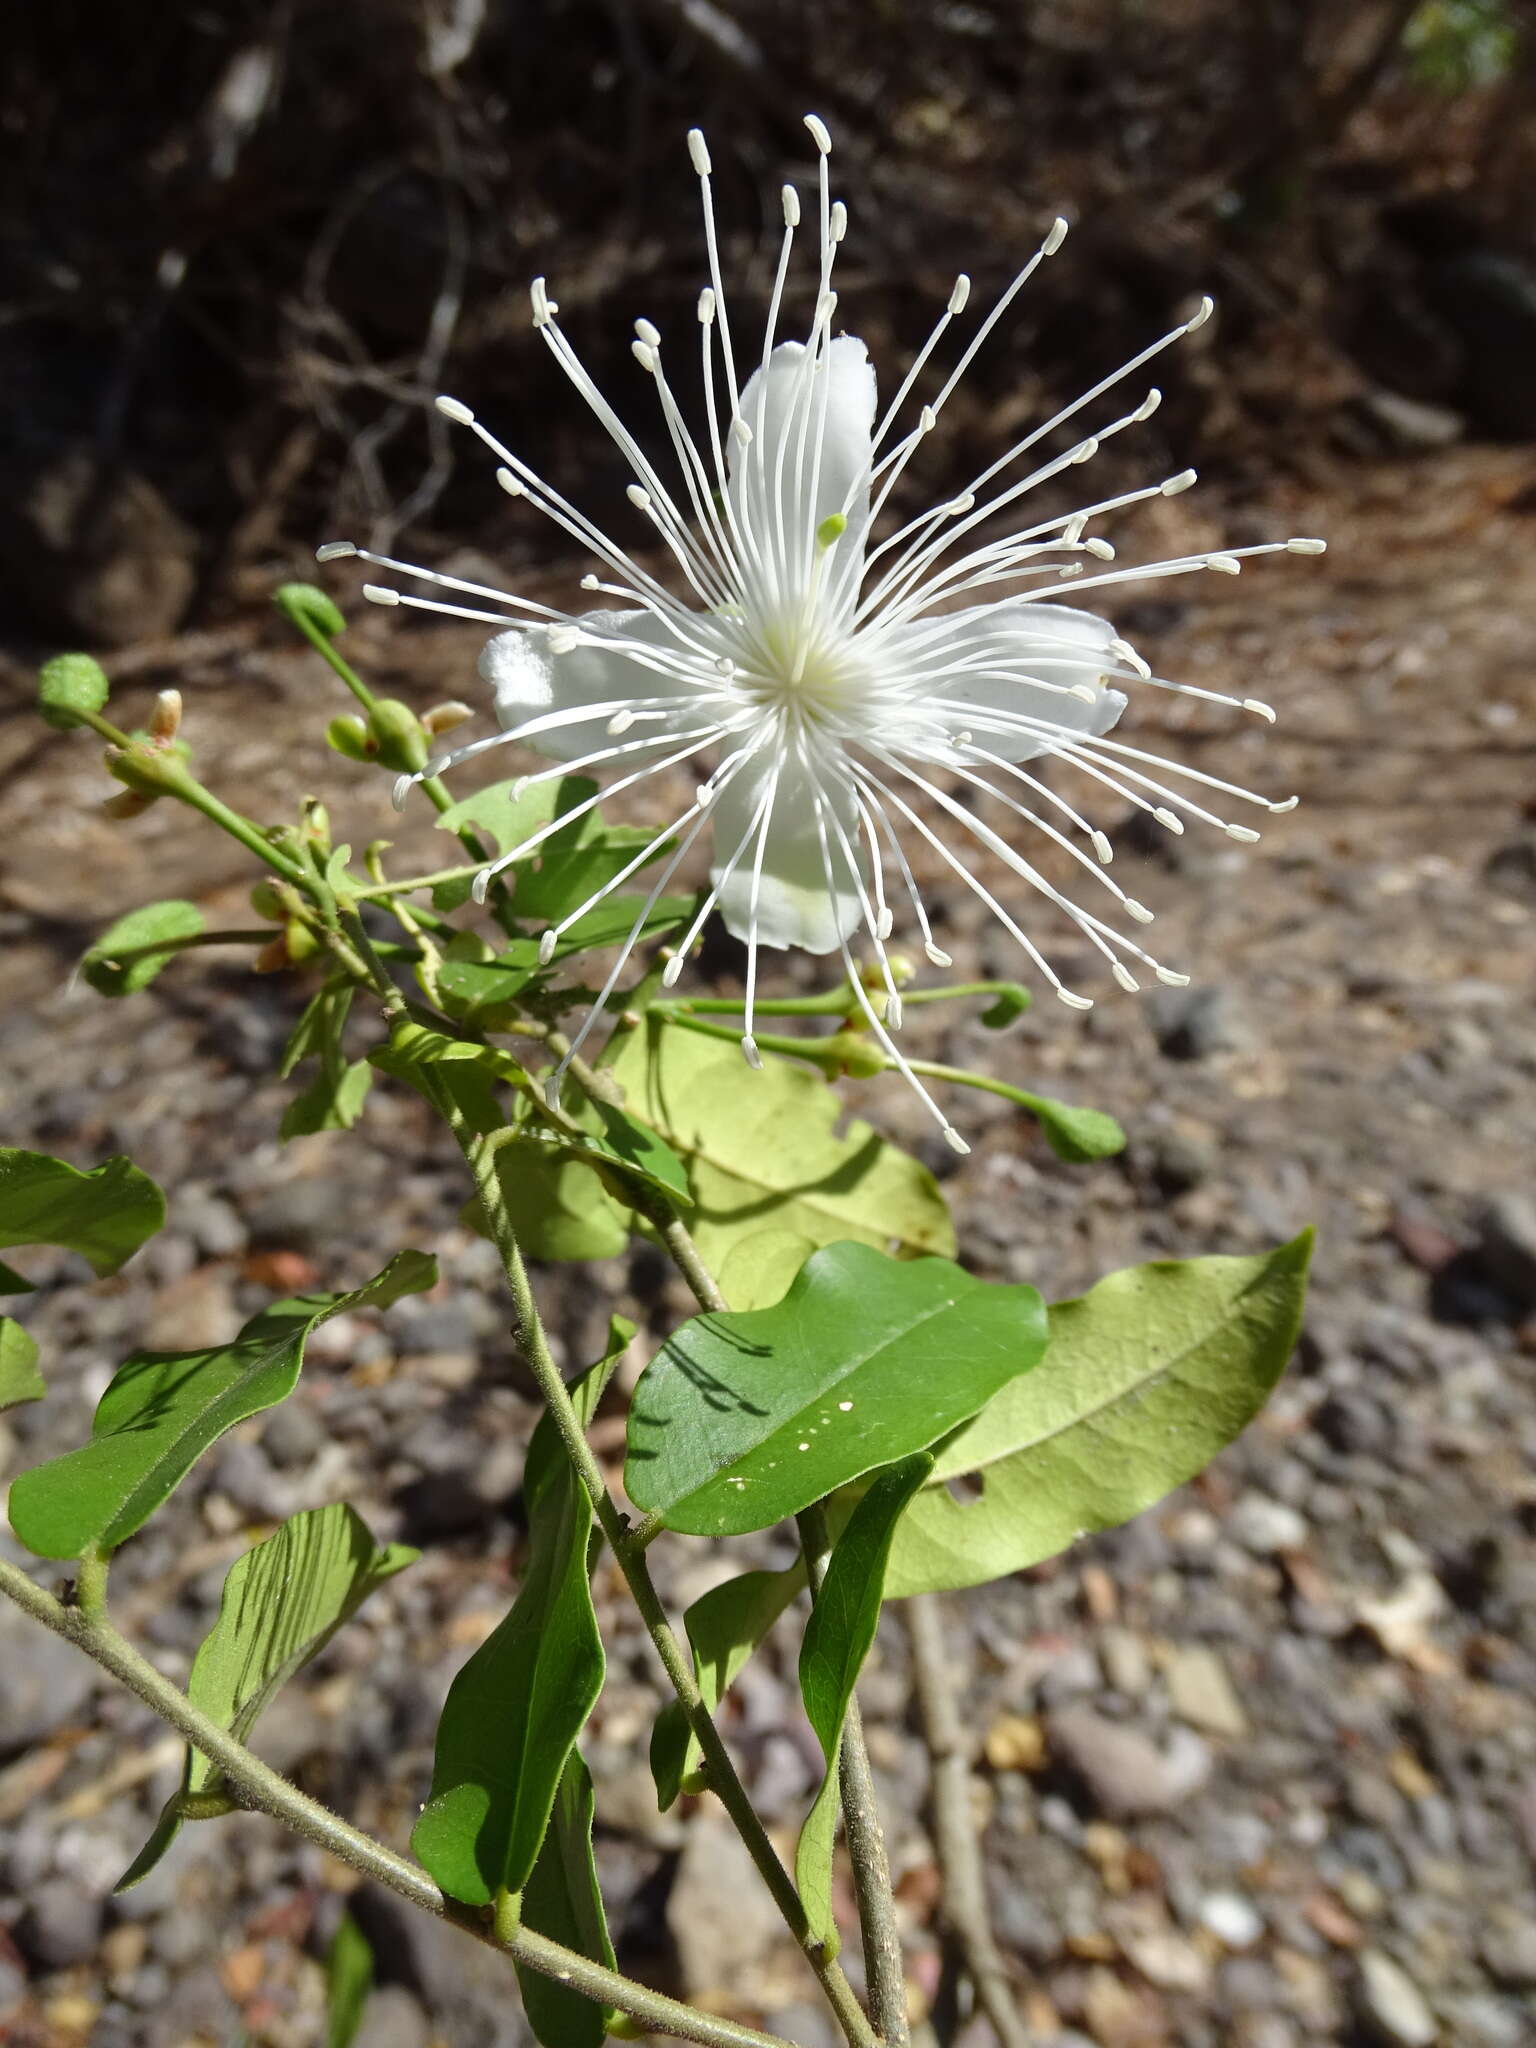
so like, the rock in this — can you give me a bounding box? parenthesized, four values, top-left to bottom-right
(1314, 1389, 1397, 1456)
(985, 1713, 1047, 1772)
(1359, 390, 1464, 451)
(1485, 831, 1536, 907)
(1469, 1194, 1536, 1311)
(1099, 1626, 1153, 1698)
(259, 1397, 328, 1468)
(1119, 1924, 1210, 1992)
(1199, 1890, 1266, 1948)
(760, 2004, 843, 2048)
(1479, 1916, 1536, 1990)
(0, 1612, 96, 1755)
(1047, 1706, 1212, 1817)
(1355, 1949, 1438, 2048)
(1148, 986, 1252, 1061)
(359, 1987, 433, 2048)
(667, 1813, 791, 2000)
(1142, 1127, 1217, 1197)
(18, 1878, 105, 1969)
(1229, 1493, 1308, 1556)
(176, 1186, 247, 1258)
(1164, 1645, 1250, 1738)
(245, 1178, 359, 1251)
(209, 1438, 290, 1519)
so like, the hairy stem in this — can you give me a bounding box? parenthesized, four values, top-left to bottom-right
(904, 1595, 1029, 2048)
(0, 1558, 790, 2048)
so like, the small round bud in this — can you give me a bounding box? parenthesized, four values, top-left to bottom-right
(284, 918, 320, 965)
(422, 700, 474, 737)
(148, 689, 183, 741)
(249, 880, 287, 921)
(326, 714, 373, 761)
(37, 652, 110, 731)
(366, 698, 430, 774)
(274, 582, 346, 638)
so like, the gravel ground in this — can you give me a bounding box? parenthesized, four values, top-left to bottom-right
(1, 445, 1534, 2048)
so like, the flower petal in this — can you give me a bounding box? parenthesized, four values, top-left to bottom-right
(895, 601, 1128, 764)
(708, 747, 863, 955)
(479, 609, 720, 763)
(728, 336, 876, 591)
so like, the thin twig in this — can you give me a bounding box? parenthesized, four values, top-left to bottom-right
(0, 1557, 791, 2048)
(904, 1595, 1030, 2048)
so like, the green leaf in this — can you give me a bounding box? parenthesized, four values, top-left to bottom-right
(117, 1504, 416, 1891)
(469, 1134, 630, 1263)
(436, 950, 540, 1025)
(715, 1231, 820, 1311)
(280, 1059, 373, 1139)
(978, 983, 1032, 1028)
(0, 1149, 165, 1294)
(435, 774, 595, 859)
(551, 893, 695, 957)
(606, 1018, 954, 1268)
(81, 901, 205, 997)
(516, 1754, 617, 2048)
(585, 1101, 691, 1211)
(325, 1914, 375, 2048)
(0, 1319, 44, 1412)
(411, 1337, 619, 1906)
(883, 1232, 1314, 1597)
(625, 1241, 1047, 1537)
(279, 983, 353, 1081)
(649, 1563, 805, 1810)
(1031, 1097, 1126, 1164)
(794, 1454, 932, 1944)
(8, 1252, 436, 1560)
(369, 1019, 529, 1090)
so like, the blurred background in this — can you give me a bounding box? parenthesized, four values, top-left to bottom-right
(1, 4, 1534, 2047)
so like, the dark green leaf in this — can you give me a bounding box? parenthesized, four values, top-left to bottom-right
(883, 1232, 1313, 1596)
(516, 1754, 617, 2048)
(118, 1504, 415, 1891)
(625, 1241, 1047, 1537)
(1031, 1097, 1126, 1164)
(0, 1149, 165, 1293)
(9, 1253, 435, 1560)
(549, 892, 694, 956)
(436, 950, 540, 1025)
(650, 1563, 804, 1809)
(280, 1059, 372, 1139)
(325, 1914, 375, 2048)
(606, 1019, 954, 1268)
(0, 1318, 44, 1412)
(434, 774, 594, 858)
(81, 901, 205, 997)
(279, 984, 354, 1081)
(368, 1020, 528, 1090)
(411, 1337, 617, 1905)
(584, 1101, 691, 1211)
(794, 1454, 932, 1941)
(978, 983, 1032, 1028)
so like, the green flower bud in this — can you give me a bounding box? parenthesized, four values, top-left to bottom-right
(274, 582, 346, 639)
(37, 653, 110, 731)
(366, 697, 429, 774)
(284, 918, 320, 964)
(105, 737, 194, 799)
(249, 881, 287, 921)
(326, 714, 373, 761)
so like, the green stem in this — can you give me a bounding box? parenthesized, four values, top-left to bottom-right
(287, 609, 378, 713)
(797, 1509, 910, 2047)
(0, 1558, 792, 2048)
(421, 1067, 875, 2048)
(74, 1549, 110, 1623)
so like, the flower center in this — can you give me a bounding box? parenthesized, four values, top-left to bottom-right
(739, 610, 871, 724)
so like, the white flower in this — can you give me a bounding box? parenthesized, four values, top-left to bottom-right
(321, 116, 1323, 1152)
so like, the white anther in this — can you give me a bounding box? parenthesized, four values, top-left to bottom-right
(687, 128, 711, 177)
(1225, 823, 1261, 843)
(315, 540, 356, 562)
(495, 467, 524, 497)
(731, 416, 753, 446)
(1056, 989, 1094, 1011)
(530, 276, 554, 326)
(539, 931, 558, 966)
(741, 1034, 763, 1070)
(1155, 966, 1192, 987)
(634, 317, 661, 347)
(925, 943, 953, 968)
(948, 274, 971, 316)
(1084, 537, 1115, 560)
(391, 774, 414, 811)
(715, 657, 735, 676)
(1070, 684, 1100, 704)
(815, 289, 837, 326)
(1162, 468, 1198, 496)
(1287, 537, 1327, 554)
(697, 287, 715, 324)
(1090, 830, 1114, 864)
(1270, 795, 1299, 813)
(886, 993, 903, 1031)
(1071, 437, 1100, 463)
(580, 573, 599, 590)
(548, 626, 579, 655)
(471, 871, 490, 905)
(1110, 637, 1151, 679)
(661, 954, 686, 988)
(1112, 963, 1140, 993)
(782, 184, 801, 228)
(830, 200, 847, 242)
(804, 113, 831, 154)
(1124, 898, 1155, 924)
(876, 907, 894, 940)
(1206, 553, 1242, 574)
(1244, 698, 1276, 722)
(631, 340, 657, 372)
(434, 394, 475, 425)
(362, 584, 399, 606)
(626, 484, 652, 511)
(1134, 387, 1163, 421)
(608, 710, 636, 735)
(1186, 294, 1215, 331)
(1153, 807, 1184, 833)
(943, 1127, 971, 1156)
(947, 493, 975, 516)
(919, 405, 937, 433)
(1044, 217, 1069, 254)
